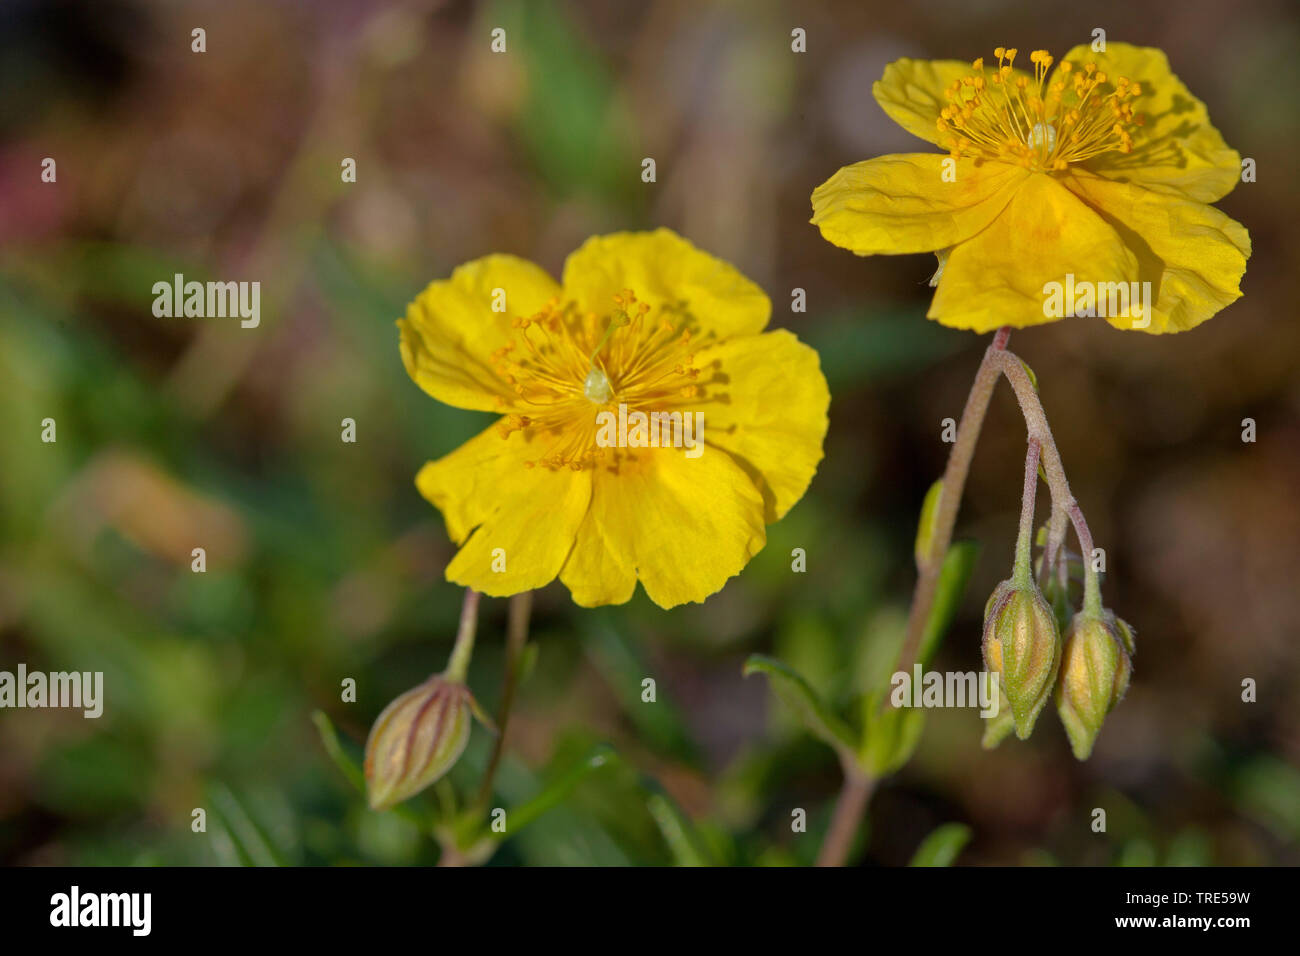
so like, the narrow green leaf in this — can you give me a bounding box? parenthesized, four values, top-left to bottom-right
(743, 654, 855, 760)
(312, 710, 364, 792)
(909, 822, 972, 866)
(312, 710, 426, 829)
(917, 540, 980, 668)
(491, 744, 617, 839)
(646, 793, 713, 867)
(1020, 359, 1039, 391)
(859, 690, 926, 777)
(914, 479, 944, 566)
(208, 783, 285, 867)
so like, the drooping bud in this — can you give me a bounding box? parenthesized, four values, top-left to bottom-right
(364, 675, 493, 811)
(982, 579, 1061, 739)
(980, 683, 1016, 749)
(1055, 611, 1133, 760)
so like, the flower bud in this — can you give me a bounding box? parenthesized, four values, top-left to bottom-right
(1055, 612, 1133, 760)
(364, 675, 491, 811)
(981, 685, 1016, 750)
(982, 579, 1061, 739)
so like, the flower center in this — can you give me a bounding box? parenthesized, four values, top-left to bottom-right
(936, 47, 1145, 171)
(583, 367, 612, 404)
(488, 290, 706, 470)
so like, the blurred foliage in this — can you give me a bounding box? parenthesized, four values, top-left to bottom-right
(1, 0, 1298, 867)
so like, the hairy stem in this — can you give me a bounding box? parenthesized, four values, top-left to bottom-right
(894, 329, 1012, 677)
(815, 767, 875, 868)
(1040, 504, 1070, 588)
(820, 326, 1105, 867)
(444, 589, 481, 683)
(477, 591, 534, 807)
(1012, 439, 1042, 585)
(820, 328, 1011, 868)
(990, 352, 1102, 616)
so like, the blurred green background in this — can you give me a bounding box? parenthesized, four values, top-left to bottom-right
(1, 0, 1297, 866)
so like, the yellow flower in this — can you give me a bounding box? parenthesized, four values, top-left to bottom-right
(812, 43, 1250, 334)
(399, 229, 830, 609)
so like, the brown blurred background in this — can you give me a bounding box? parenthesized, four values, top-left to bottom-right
(0, 0, 1297, 865)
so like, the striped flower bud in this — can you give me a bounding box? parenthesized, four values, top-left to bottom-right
(982, 579, 1061, 739)
(1055, 611, 1133, 760)
(364, 675, 492, 811)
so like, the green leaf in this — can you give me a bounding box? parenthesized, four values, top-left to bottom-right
(858, 690, 926, 777)
(468, 744, 618, 846)
(645, 792, 713, 867)
(311, 710, 364, 792)
(585, 623, 699, 761)
(311, 710, 427, 830)
(207, 783, 288, 867)
(1019, 359, 1039, 391)
(917, 540, 980, 668)
(909, 822, 972, 866)
(914, 479, 944, 567)
(743, 654, 855, 760)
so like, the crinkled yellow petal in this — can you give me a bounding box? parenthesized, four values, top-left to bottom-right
(1058, 42, 1241, 203)
(560, 229, 770, 339)
(811, 154, 1029, 256)
(416, 424, 590, 596)
(556, 479, 639, 608)
(928, 172, 1139, 332)
(684, 329, 829, 522)
(560, 448, 766, 609)
(1063, 170, 1250, 333)
(399, 255, 561, 412)
(873, 58, 1032, 147)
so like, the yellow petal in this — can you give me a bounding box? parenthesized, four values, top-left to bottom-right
(560, 229, 770, 339)
(1063, 170, 1250, 333)
(928, 172, 1139, 332)
(685, 330, 829, 522)
(872, 58, 1031, 147)
(1057, 43, 1240, 203)
(416, 424, 591, 596)
(811, 154, 1029, 256)
(557, 477, 639, 608)
(399, 255, 561, 412)
(560, 449, 766, 609)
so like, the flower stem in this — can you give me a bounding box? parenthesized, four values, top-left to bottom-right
(1040, 504, 1069, 588)
(476, 590, 534, 807)
(894, 328, 1011, 677)
(819, 327, 1013, 869)
(444, 589, 481, 682)
(818, 325, 1105, 867)
(815, 766, 875, 867)
(989, 353, 1102, 616)
(1012, 439, 1041, 586)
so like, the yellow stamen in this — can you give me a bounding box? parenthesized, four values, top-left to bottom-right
(936, 45, 1146, 172)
